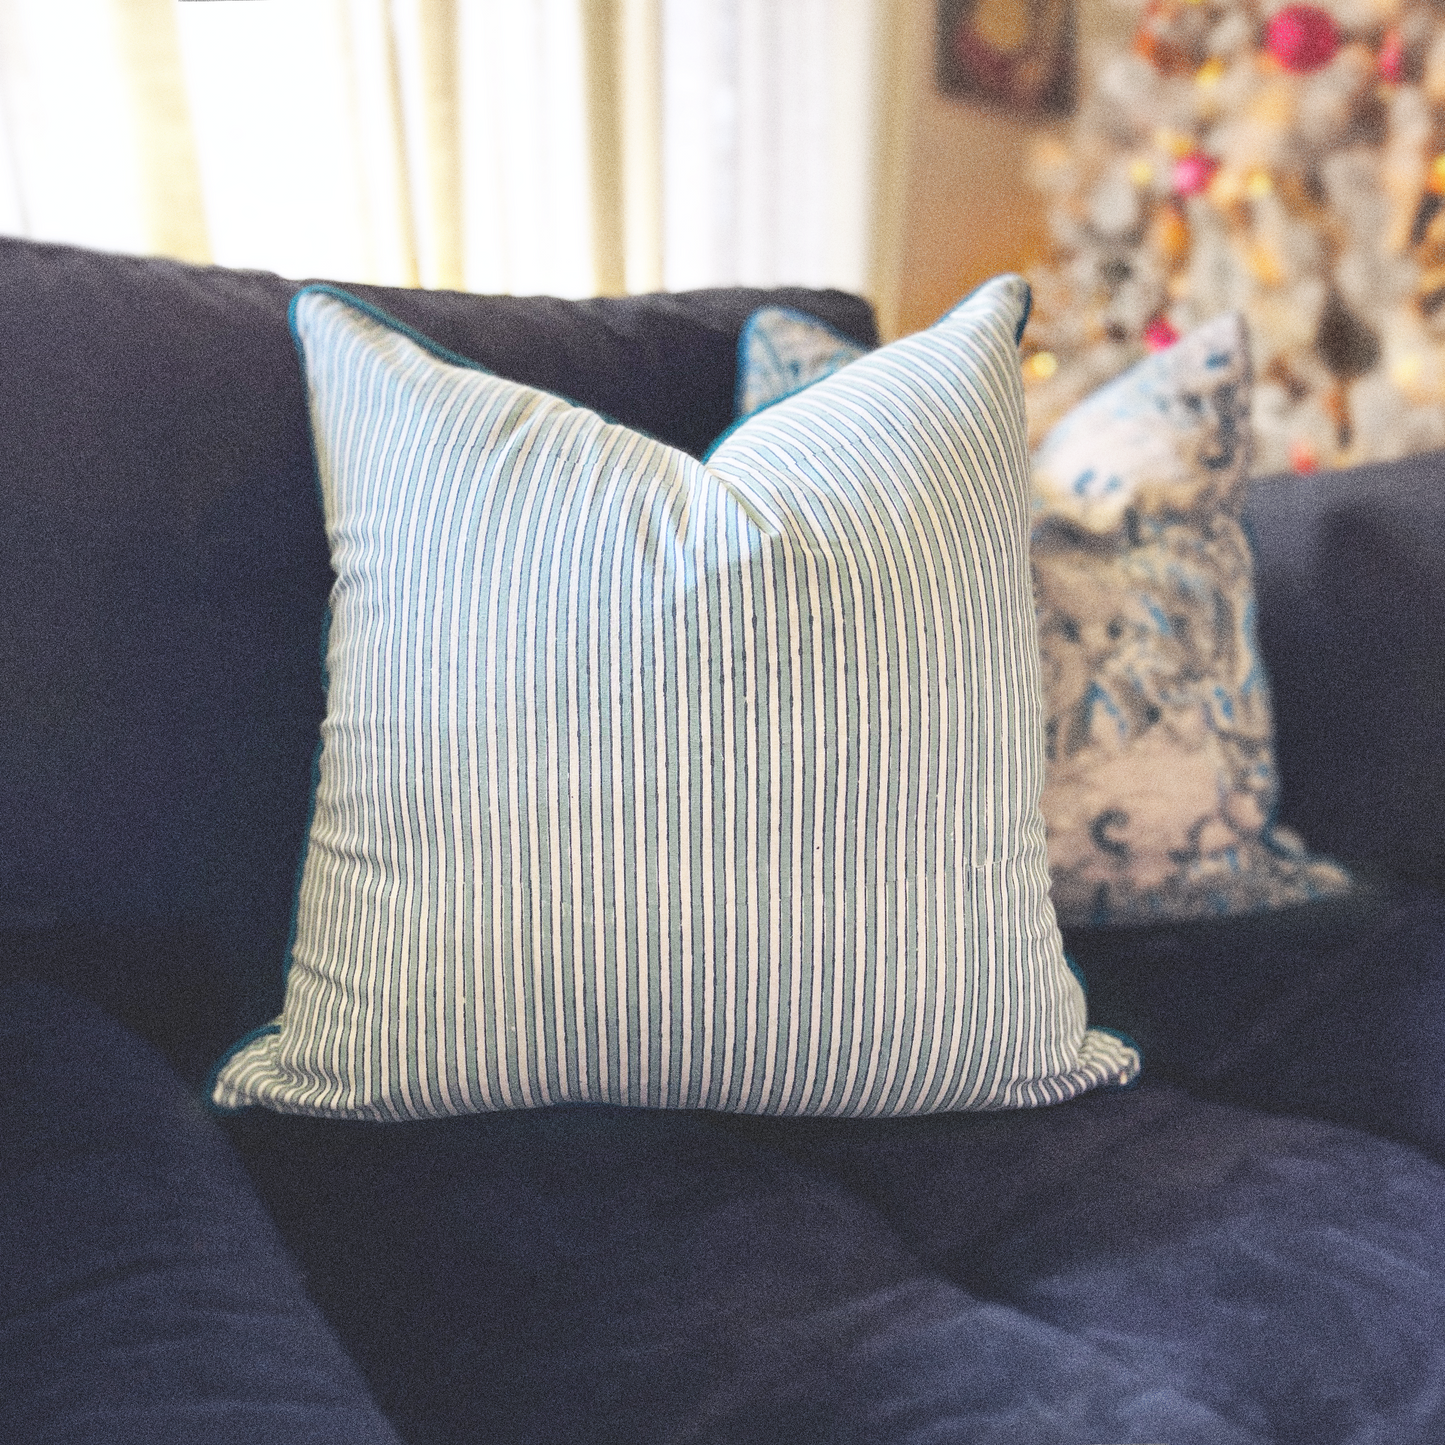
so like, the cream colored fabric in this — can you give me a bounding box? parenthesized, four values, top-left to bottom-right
(0, 0, 884, 300)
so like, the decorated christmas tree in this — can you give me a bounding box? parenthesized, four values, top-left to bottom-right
(1023, 0, 1445, 474)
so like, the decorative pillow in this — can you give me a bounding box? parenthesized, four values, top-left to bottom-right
(734, 306, 1352, 927)
(734, 306, 870, 418)
(1029, 315, 1350, 925)
(210, 278, 1139, 1121)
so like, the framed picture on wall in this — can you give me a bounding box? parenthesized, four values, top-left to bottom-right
(936, 0, 1076, 119)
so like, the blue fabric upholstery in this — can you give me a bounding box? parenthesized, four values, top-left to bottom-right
(1242, 451, 1445, 887)
(0, 982, 400, 1445)
(1067, 881, 1445, 1165)
(225, 1075, 1445, 1443)
(6, 234, 1445, 1442)
(748, 1081, 1445, 1443)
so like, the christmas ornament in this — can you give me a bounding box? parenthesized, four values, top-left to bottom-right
(1150, 203, 1192, 264)
(1024, 351, 1059, 380)
(1265, 5, 1340, 74)
(1289, 439, 1320, 472)
(1023, 0, 1445, 474)
(1143, 316, 1181, 350)
(1172, 151, 1220, 195)
(1380, 28, 1405, 85)
(1134, 0, 1206, 76)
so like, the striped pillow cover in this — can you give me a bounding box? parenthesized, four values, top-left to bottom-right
(210, 279, 1139, 1121)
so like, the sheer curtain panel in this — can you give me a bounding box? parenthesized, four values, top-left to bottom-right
(0, 0, 888, 301)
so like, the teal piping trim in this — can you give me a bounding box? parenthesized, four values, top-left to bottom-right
(1064, 951, 1089, 996)
(289, 284, 496, 375)
(288, 284, 665, 443)
(942, 274, 1033, 345)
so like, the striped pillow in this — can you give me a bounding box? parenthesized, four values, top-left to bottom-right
(210, 279, 1139, 1121)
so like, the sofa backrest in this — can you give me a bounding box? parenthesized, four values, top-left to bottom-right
(4, 233, 1442, 1082)
(1244, 451, 1445, 889)
(0, 237, 876, 1079)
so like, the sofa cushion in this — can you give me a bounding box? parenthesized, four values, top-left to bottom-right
(0, 981, 401, 1445)
(744, 1078, 1445, 1444)
(0, 234, 875, 1071)
(225, 1075, 1445, 1443)
(1066, 879, 1445, 1166)
(226, 1101, 1255, 1445)
(211, 277, 1138, 1120)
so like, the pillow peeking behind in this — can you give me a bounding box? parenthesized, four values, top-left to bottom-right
(1029, 314, 1350, 925)
(734, 305, 874, 417)
(734, 306, 1351, 928)
(209, 279, 1139, 1123)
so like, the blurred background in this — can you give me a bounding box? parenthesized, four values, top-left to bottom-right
(0, 0, 1056, 342)
(6, 0, 1440, 473)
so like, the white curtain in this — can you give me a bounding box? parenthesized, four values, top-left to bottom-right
(0, 0, 183, 259)
(659, 0, 876, 293)
(0, 0, 884, 299)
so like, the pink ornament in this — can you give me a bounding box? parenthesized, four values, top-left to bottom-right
(1265, 5, 1340, 74)
(1289, 440, 1320, 474)
(1379, 27, 1404, 83)
(1171, 151, 1219, 197)
(1143, 317, 1180, 351)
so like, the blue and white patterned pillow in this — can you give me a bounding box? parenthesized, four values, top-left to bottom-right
(209, 279, 1139, 1121)
(734, 306, 1351, 927)
(1030, 314, 1350, 924)
(734, 306, 869, 418)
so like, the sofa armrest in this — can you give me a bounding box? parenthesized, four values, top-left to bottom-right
(0, 980, 402, 1444)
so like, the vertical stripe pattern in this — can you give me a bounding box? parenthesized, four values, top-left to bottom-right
(211, 279, 1140, 1120)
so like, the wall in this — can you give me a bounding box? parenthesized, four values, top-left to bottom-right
(874, 0, 1117, 341)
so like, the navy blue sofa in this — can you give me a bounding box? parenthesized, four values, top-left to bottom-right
(4, 234, 1445, 1444)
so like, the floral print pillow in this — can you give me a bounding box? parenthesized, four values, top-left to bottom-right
(1031, 312, 1349, 924)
